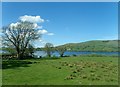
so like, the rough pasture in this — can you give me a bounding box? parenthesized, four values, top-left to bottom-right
(2, 56, 118, 85)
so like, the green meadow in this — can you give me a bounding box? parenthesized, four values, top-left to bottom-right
(2, 56, 118, 85)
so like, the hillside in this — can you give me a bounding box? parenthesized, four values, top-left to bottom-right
(56, 40, 119, 52)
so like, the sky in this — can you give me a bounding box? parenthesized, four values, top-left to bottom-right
(2, 2, 118, 47)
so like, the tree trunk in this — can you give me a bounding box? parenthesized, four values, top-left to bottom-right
(47, 51, 51, 57)
(60, 52, 64, 57)
(60, 54, 64, 57)
(17, 53, 24, 60)
(48, 54, 51, 57)
(16, 47, 25, 60)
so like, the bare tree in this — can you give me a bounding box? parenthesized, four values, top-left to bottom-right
(2, 21, 41, 59)
(44, 43, 54, 57)
(56, 46, 66, 57)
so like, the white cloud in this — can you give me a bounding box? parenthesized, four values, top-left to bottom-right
(34, 38, 43, 42)
(10, 22, 20, 28)
(37, 29, 54, 36)
(38, 29, 48, 34)
(6, 30, 10, 35)
(38, 39, 46, 44)
(39, 39, 43, 42)
(9, 15, 54, 39)
(47, 33, 54, 36)
(19, 15, 44, 23)
(9, 22, 43, 30)
(37, 26, 43, 29)
(33, 23, 38, 28)
(33, 38, 47, 47)
(33, 23, 43, 29)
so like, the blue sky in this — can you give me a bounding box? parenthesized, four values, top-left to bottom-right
(2, 2, 118, 47)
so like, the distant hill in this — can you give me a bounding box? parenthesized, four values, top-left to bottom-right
(56, 40, 119, 52)
(2, 40, 119, 54)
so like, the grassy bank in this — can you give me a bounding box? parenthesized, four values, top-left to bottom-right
(2, 56, 118, 85)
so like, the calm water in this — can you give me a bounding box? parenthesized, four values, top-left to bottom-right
(1, 50, 119, 57)
(34, 51, 119, 58)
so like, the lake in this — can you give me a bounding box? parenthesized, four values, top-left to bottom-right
(34, 51, 119, 58)
(1, 50, 119, 58)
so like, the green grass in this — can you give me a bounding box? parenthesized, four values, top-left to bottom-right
(2, 56, 118, 85)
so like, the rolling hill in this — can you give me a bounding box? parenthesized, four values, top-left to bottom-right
(56, 40, 119, 52)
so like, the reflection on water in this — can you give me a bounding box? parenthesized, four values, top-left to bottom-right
(34, 51, 119, 58)
(1, 50, 119, 58)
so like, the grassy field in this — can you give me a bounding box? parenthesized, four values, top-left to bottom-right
(2, 56, 118, 85)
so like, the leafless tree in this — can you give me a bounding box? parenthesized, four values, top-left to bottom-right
(56, 46, 67, 57)
(2, 21, 41, 59)
(44, 43, 54, 57)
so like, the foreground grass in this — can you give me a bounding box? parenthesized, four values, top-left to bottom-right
(2, 56, 118, 85)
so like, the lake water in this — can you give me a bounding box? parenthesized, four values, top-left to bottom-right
(34, 51, 119, 58)
(1, 50, 119, 58)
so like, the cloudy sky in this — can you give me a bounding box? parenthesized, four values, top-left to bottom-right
(2, 2, 118, 47)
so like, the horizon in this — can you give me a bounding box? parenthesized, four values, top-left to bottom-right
(2, 2, 118, 47)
